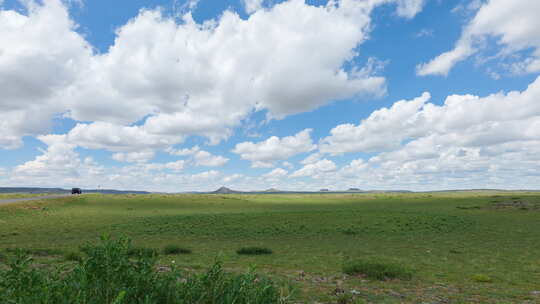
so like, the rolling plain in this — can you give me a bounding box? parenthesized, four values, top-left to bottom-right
(1, 192, 539, 303)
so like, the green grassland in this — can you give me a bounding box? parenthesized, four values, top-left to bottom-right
(1, 192, 539, 303)
(0, 193, 52, 200)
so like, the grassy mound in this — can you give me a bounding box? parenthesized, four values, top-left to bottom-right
(0, 236, 289, 304)
(343, 259, 412, 281)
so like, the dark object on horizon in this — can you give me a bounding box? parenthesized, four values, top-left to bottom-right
(320, 189, 330, 192)
(71, 188, 82, 195)
(348, 188, 360, 191)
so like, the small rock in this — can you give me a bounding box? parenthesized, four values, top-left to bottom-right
(531, 291, 540, 296)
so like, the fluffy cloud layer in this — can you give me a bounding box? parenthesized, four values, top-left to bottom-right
(8, 69, 540, 193)
(5, 0, 538, 192)
(11, 134, 104, 184)
(8, 75, 540, 191)
(320, 93, 431, 154)
(291, 159, 337, 178)
(417, 0, 540, 76)
(243, 0, 264, 14)
(263, 168, 288, 180)
(318, 76, 540, 189)
(322, 77, 540, 154)
(8, 135, 234, 191)
(0, 0, 400, 151)
(0, 0, 91, 148)
(168, 146, 229, 167)
(233, 129, 315, 168)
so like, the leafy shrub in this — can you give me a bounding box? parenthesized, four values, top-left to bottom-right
(162, 244, 192, 255)
(343, 259, 412, 281)
(236, 247, 273, 255)
(0, 236, 290, 304)
(472, 274, 493, 283)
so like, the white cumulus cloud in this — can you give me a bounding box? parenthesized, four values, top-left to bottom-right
(318, 76, 540, 190)
(263, 168, 288, 179)
(112, 151, 155, 163)
(232, 129, 316, 168)
(0, 0, 403, 151)
(417, 0, 540, 76)
(167, 146, 229, 167)
(320, 92, 431, 154)
(243, 0, 264, 14)
(291, 159, 337, 178)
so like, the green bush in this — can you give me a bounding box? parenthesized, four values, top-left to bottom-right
(342, 259, 412, 281)
(236, 247, 273, 255)
(162, 244, 192, 255)
(0, 236, 290, 304)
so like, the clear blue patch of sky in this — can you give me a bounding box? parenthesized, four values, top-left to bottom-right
(0, 137, 46, 167)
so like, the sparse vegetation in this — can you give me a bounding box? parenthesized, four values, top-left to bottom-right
(126, 246, 159, 257)
(472, 274, 493, 283)
(342, 259, 413, 281)
(162, 244, 192, 255)
(0, 236, 290, 304)
(0, 193, 50, 200)
(5, 248, 63, 257)
(64, 251, 83, 262)
(1, 192, 540, 302)
(237, 247, 273, 255)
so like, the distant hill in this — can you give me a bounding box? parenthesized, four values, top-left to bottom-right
(0, 187, 150, 195)
(0, 187, 67, 194)
(211, 186, 242, 194)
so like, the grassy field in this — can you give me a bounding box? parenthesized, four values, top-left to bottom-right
(1, 192, 539, 303)
(0, 193, 53, 200)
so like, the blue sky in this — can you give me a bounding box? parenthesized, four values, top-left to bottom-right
(1, 0, 539, 191)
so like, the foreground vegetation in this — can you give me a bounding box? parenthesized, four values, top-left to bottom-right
(1, 192, 540, 303)
(0, 236, 290, 304)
